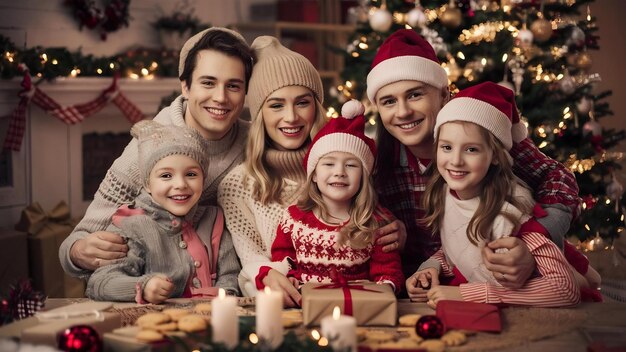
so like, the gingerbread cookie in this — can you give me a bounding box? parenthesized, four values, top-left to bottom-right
(163, 308, 191, 321)
(193, 303, 212, 314)
(419, 339, 446, 352)
(178, 314, 208, 333)
(135, 312, 171, 328)
(135, 329, 165, 343)
(152, 321, 179, 332)
(398, 313, 422, 327)
(441, 330, 467, 346)
(364, 330, 394, 344)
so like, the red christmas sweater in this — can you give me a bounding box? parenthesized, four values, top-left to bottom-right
(270, 205, 405, 293)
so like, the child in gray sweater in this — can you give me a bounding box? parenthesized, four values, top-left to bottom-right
(86, 120, 240, 304)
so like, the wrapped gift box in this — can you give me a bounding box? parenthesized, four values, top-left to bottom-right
(16, 202, 85, 298)
(301, 281, 397, 326)
(436, 300, 502, 333)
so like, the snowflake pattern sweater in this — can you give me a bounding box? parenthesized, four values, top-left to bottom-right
(218, 147, 308, 296)
(271, 205, 404, 293)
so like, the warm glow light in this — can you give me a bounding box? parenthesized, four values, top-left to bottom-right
(538, 141, 548, 149)
(249, 333, 259, 344)
(457, 52, 465, 60)
(502, 53, 508, 62)
(358, 42, 368, 49)
(311, 330, 321, 340)
(41, 53, 48, 62)
(129, 73, 139, 79)
(481, 58, 487, 66)
(151, 61, 158, 68)
(219, 288, 225, 299)
(70, 69, 78, 77)
(141, 68, 149, 76)
(52, 59, 58, 65)
(96, 68, 103, 74)
(109, 63, 115, 69)
(332, 306, 341, 320)
(582, 202, 587, 209)
(606, 199, 611, 205)
(345, 81, 353, 88)
(585, 224, 591, 231)
(318, 337, 329, 346)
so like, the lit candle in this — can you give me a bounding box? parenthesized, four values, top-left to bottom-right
(212, 288, 238, 349)
(321, 306, 357, 352)
(256, 287, 283, 349)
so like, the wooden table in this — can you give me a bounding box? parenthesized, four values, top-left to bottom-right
(2, 299, 625, 351)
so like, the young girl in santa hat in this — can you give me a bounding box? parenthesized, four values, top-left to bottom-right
(269, 100, 404, 294)
(408, 82, 598, 307)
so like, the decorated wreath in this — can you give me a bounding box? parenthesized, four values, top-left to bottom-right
(64, 0, 131, 40)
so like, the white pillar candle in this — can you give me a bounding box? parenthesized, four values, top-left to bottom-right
(256, 287, 284, 349)
(211, 288, 239, 349)
(321, 306, 357, 352)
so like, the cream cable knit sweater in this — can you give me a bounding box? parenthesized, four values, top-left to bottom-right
(60, 95, 250, 279)
(218, 147, 307, 296)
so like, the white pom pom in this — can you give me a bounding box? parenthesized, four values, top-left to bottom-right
(341, 99, 365, 119)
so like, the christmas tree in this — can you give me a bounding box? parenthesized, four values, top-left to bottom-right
(330, 0, 625, 245)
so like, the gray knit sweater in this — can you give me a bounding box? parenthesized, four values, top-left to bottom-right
(86, 191, 240, 301)
(60, 95, 250, 279)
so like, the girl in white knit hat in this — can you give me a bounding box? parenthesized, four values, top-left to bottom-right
(87, 120, 239, 304)
(408, 82, 599, 307)
(270, 100, 404, 294)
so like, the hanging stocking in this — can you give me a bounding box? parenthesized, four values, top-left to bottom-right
(3, 70, 34, 151)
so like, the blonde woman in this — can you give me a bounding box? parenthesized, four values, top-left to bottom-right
(218, 37, 406, 306)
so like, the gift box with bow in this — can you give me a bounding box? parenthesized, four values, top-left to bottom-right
(436, 300, 502, 333)
(301, 279, 397, 327)
(15, 201, 85, 298)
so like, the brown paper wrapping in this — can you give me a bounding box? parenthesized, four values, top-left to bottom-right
(0, 229, 29, 290)
(16, 202, 85, 298)
(301, 281, 397, 326)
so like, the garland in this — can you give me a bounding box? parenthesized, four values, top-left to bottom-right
(64, 0, 132, 40)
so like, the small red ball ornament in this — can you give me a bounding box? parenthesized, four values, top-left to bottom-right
(57, 325, 102, 352)
(415, 315, 445, 339)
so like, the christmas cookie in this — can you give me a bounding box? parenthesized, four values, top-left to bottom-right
(135, 329, 165, 343)
(397, 326, 423, 342)
(136, 312, 171, 328)
(378, 338, 421, 349)
(178, 314, 208, 333)
(419, 339, 446, 352)
(163, 308, 191, 321)
(441, 330, 467, 346)
(398, 313, 422, 327)
(194, 303, 212, 313)
(152, 321, 179, 332)
(364, 330, 394, 343)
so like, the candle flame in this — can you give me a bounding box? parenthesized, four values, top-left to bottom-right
(264, 287, 271, 294)
(332, 306, 341, 320)
(318, 337, 329, 346)
(218, 288, 225, 299)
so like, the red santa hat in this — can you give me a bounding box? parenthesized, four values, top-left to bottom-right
(366, 29, 448, 102)
(304, 100, 376, 176)
(434, 81, 527, 150)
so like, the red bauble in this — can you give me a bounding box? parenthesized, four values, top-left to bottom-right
(57, 325, 102, 352)
(415, 315, 445, 339)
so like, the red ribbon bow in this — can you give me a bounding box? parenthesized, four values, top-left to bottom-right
(313, 269, 380, 316)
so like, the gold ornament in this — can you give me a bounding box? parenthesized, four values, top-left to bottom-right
(440, 4, 462, 28)
(575, 52, 593, 71)
(530, 18, 552, 42)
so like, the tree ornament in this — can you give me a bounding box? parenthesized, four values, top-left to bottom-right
(606, 174, 624, 204)
(568, 26, 586, 47)
(57, 325, 102, 352)
(440, 1, 463, 28)
(516, 28, 534, 50)
(582, 119, 602, 137)
(576, 97, 593, 115)
(415, 315, 445, 339)
(406, 7, 428, 28)
(511, 67, 525, 95)
(575, 52, 593, 71)
(369, 7, 393, 32)
(558, 72, 576, 95)
(530, 17, 552, 42)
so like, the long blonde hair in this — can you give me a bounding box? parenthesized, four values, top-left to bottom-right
(244, 98, 326, 205)
(422, 121, 533, 245)
(297, 160, 391, 249)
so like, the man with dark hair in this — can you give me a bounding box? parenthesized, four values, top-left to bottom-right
(60, 28, 254, 278)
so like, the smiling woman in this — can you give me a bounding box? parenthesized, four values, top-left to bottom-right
(217, 35, 326, 305)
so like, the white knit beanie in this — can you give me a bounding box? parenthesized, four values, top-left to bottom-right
(434, 81, 527, 150)
(131, 120, 210, 186)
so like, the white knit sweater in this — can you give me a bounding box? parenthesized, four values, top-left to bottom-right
(60, 95, 250, 279)
(217, 147, 307, 296)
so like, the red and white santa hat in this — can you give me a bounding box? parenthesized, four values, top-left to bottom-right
(304, 100, 376, 176)
(366, 29, 448, 103)
(434, 81, 527, 150)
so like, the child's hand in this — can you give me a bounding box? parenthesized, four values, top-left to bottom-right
(426, 286, 462, 308)
(143, 275, 174, 304)
(406, 268, 439, 302)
